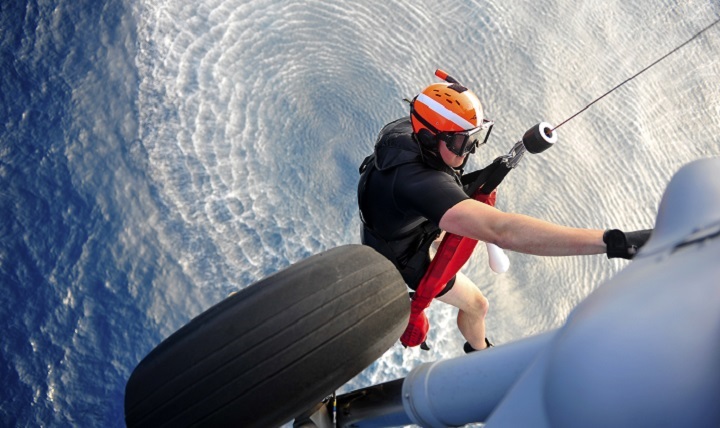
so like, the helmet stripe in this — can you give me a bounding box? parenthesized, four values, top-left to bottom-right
(416, 93, 476, 130)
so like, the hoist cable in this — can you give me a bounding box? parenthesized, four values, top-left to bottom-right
(552, 15, 720, 131)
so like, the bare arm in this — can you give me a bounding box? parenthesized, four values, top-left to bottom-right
(439, 199, 606, 256)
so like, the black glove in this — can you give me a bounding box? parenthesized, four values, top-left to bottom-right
(603, 229, 653, 259)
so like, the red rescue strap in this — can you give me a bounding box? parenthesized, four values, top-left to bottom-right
(400, 187, 497, 348)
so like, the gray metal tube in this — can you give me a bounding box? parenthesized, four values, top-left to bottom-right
(402, 331, 555, 427)
(336, 378, 411, 428)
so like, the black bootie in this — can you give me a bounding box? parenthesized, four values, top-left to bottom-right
(463, 338, 494, 354)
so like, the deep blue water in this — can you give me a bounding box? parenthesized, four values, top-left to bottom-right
(2, 1, 153, 425)
(2, 0, 719, 426)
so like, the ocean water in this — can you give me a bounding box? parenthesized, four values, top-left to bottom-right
(1, 0, 719, 426)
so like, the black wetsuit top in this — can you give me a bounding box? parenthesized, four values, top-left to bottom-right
(358, 117, 470, 288)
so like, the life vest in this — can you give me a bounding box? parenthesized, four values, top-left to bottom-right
(357, 118, 458, 287)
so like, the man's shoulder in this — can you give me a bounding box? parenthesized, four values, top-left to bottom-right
(391, 162, 463, 203)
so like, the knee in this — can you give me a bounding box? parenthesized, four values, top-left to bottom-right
(469, 293, 489, 318)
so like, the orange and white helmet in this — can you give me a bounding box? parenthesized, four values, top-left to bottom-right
(411, 71, 493, 156)
(411, 82, 483, 134)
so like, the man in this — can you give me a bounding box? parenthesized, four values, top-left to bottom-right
(357, 73, 650, 352)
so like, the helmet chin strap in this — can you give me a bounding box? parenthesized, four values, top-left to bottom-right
(412, 131, 458, 174)
(458, 151, 471, 171)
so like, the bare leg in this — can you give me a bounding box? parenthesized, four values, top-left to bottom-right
(435, 271, 489, 350)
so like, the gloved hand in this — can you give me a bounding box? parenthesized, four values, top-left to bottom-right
(603, 229, 653, 259)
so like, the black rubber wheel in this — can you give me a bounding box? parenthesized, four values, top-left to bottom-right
(125, 244, 409, 428)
